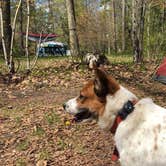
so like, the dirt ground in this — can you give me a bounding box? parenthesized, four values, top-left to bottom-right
(0, 60, 165, 166)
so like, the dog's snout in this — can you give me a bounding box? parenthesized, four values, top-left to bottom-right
(63, 103, 67, 110)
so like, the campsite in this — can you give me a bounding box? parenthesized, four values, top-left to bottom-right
(0, 0, 166, 166)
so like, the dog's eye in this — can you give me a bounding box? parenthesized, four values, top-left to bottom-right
(79, 94, 86, 100)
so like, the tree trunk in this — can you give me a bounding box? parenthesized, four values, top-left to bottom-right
(9, 0, 22, 74)
(0, 0, 11, 63)
(0, 7, 8, 65)
(66, 0, 79, 57)
(122, 0, 125, 51)
(132, 0, 146, 63)
(112, 0, 117, 52)
(146, 3, 151, 59)
(19, 0, 24, 54)
(25, 0, 30, 71)
(48, 0, 55, 32)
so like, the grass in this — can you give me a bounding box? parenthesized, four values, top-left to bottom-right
(15, 158, 27, 166)
(16, 139, 29, 151)
(0, 108, 26, 119)
(0, 56, 68, 73)
(74, 143, 86, 154)
(107, 53, 133, 64)
(57, 138, 68, 150)
(37, 149, 50, 160)
(14, 116, 22, 125)
(33, 125, 45, 137)
(44, 111, 61, 125)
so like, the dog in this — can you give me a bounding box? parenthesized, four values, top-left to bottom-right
(63, 68, 166, 166)
(84, 53, 109, 69)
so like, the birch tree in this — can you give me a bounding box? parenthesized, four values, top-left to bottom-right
(25, 0, 30, 71)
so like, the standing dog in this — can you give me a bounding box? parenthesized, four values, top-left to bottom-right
(84, 53, 109, 69)
(63, 68, 166, 166)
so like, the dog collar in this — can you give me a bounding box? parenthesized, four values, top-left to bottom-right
(111, 100, 137, 161)
(111, 100, 136, 134)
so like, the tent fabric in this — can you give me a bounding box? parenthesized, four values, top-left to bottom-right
(21, 32, 59, 42)
(22, 32, 58, 38)
(153, 58, 166, 84)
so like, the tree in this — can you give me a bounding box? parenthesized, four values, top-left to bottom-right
(19, 0, 24, 54)
(112, 0, 117, 52)
(122, 0, 126, 51)
(25, 0, 30, 71)
(65, 0, 79, 57)
(132, 0, 146, 63)
(0, 0, 12, 63)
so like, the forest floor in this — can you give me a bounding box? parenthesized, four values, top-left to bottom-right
(0, 58, 166, 166)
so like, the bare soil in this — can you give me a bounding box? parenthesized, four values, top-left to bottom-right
(0, 60, 165, 166)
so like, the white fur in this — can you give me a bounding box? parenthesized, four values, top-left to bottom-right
(84, 53, 98, 69)
(101, 87, 166, 166)
(65, 97, 78, 114)
(65, 85, 166, 166)
(98, 86, 137, 130)
(114, 98, 166, 166)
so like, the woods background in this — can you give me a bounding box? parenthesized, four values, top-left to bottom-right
(0, 0, 166, 70)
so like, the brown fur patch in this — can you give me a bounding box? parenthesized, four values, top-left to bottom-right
(77, 80, 105, 116)
(107, 75, 120, 94)
(94, 69, 120, 97)
(76, 70, 120, 116)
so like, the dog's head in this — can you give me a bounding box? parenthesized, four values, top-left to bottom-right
(63, 68, 120, 124)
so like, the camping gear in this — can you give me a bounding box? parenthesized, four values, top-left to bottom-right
(38, 41, 67, 56)
(153, 58, 166, 84)
(22, 32, 58, 42)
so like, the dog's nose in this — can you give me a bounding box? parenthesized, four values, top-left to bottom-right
(63, 103, 67, 110)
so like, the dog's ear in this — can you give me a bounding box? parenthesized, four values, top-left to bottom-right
(94, 68, 120, 97)
(94, 69, 109, 97)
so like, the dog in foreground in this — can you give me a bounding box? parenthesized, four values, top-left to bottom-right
(63, 68, 166, 166)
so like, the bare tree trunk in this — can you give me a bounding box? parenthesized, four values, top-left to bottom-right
(0, 0, 11, 64)
(147, 3, 151, 59)
(139, 0, 146, 59)
(0, 7, 8, 66)
(19, 0, 24, 54)
(132, 0, 146, 63)
(48, 0, 55, 32)
(25, 0, 30, 71)
(107, 2, 112, 55)
(66, 0, 79, 57)
(122, 0, 125, 51)
(132, 0, 140, 62)
(112, 0, 117, 52)
(9, 0, 22, 73)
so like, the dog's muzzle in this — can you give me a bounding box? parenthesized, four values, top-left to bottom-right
(63, 102, 96, 122)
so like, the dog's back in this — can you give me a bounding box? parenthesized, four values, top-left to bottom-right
(115, 98, 166, 166)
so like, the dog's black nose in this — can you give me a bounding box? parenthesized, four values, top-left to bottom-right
(63, 103, 66, 110)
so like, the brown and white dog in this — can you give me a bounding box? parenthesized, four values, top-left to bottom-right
(63, 68, 166, 166)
